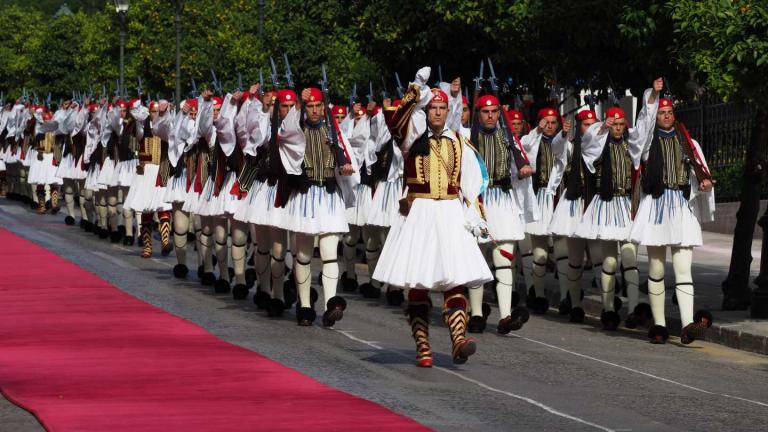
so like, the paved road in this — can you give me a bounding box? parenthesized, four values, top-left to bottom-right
(1, 199, 767, 432)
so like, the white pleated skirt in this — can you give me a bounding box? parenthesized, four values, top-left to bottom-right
(549, 197, 584, 237)
(55, 154, 87, 180)
(481, 186, 526, 241)
(525, 189, 555, 236)
(0, 160, 5, 171)
(575, 195, 633, 241)
(97, 157, 116, 187)
(85, 162, 106, 191)
(373, 198, 493, 291)
(366, 178, 402, 228)
(112, 159, 137, 187)
(3, 147, 18, 164)
(346, 183, 373, 226)
(196, 172, 240, 217)
(181, 174, 203, 213)
(22, 149, 35, 168)
(233, 180, 285, 227)
(124, 164, 172, 212)
(629, 189, 702, 247)
(163, 167, 189, 204)
(28, 154, 62, 185)
(277, 185, 348, 235)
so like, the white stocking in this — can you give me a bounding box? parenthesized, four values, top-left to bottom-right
(517, 235, 534, 291)
(553, 236, 569, 301)
(620, 242, 640, 311)
(319, 233, 341, 310)
(493, 242, 516, 318)
(342, 226, 360, 280)
(294, 233, 315, 308)
(172, 203, 189, 266)
(672, 247, 694, 327)
(468, 284, 485, 318)
(230, 220, 248, 285)
(600, 240, 619, 312)
(253, 225, 272, 292)
(199, 216, 214, 273)
(566, 237, 586, 308)
(647, 246, 667, 327)
(270, 228, 288, 300)
(363, 225, 382, 287)
(531, 235, 549, 298)
(213, 217, 230, 281)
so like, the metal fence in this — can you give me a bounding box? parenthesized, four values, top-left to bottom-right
(675, 97, 761, 202)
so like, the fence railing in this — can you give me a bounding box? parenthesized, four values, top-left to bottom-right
(675, 97, 761, 202)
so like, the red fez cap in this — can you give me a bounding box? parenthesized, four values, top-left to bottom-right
(306, 88, 323, 103)
(185, 98, 198, 110)
(276, 89, 297, 104)
(537, 107, 557, 120)
(606, 107, 625, 120)
(149, 101, 159, 110)
(43, 111, 53, 121)
(461, 96, 469, 106)
(241, 91, 251, 101)
(212, 96, 223, 107)
(659, 98, 673, 109)
(88, 103, 99, 113)
(576, 110, 596, 121)
(429, 88, 449, 104)
(334, 105, 347, 116)
(506, 110, 523, 121)
(392, 99, 402, 107)
(477, 95, 500, 108)
(128, 98, 141, 109)
(117, 100, 128, 109)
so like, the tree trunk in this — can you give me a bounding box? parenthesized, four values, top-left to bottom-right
(721, 107, 767, 309)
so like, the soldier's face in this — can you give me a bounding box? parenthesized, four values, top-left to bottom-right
(657, 107, 675, 130)
(510, 119, 523, 136)
(119, 107, 127, 119)
(609, 118, 626, 139)
(580, 118, 596, 134)
(213, 104, 221, 121)
(189, 108, 197, 120)
(279, 101, 295, 120)
(305, 101, 324, 124)
(333, 114, 345, 124)
(427, 102, 448, 131)
(461, 105, 470, 124)
(480, 105, 500, 129)
(541, 115, 558, 136)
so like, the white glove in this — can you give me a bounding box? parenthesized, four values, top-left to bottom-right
(414, 67, 431, 87)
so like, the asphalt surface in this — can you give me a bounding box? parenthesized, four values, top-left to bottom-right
(1, 198, 768, 432)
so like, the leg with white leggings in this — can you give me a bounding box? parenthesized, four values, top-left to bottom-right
(565, 237, 586, 322)
(599, 240, 621, 330)
(529, 234, 550, 314)
(293, 233, 317, 325)
(230, 219, 249, 296)
(360, 225, 383, 296)
(341, 225, 360, 291)
(63, 179, 77, 223)
(198, 215, 215, 285)
(553, 236, 570, 313)
(211, 216, 231, 292)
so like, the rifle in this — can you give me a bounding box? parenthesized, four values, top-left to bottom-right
(607, 73, 620, 107)
(237, 73, 244, 92)
(321, 64, 351, 163)
(137, 77, 143, 98)
(114, 80, 121, 98)
(348, 82, 358, 108)
(269, 57, 280, 90)
(258, 70, 265, 97)
(283, 54, 294, 89)
(210, 69, 223, 95)
(437, 65, 444, 85)
(367, 81, 375, 105)
(190, 78, 198, 98)
(487, 58, 529, 171)
(471, 60, 485, 124)
(380, 76, 388, 100)
(394, 72, 404, 99)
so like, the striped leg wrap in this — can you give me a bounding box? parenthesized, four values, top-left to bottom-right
(140, 224, 153, 258)
(407, 303, 432, 365)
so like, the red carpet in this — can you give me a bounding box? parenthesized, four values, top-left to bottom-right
(0, 229, 429, 431)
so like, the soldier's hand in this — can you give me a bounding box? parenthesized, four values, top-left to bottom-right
(201, 89, 213, 100)
(159, 100, 169, 114)
(249, 84, 260, 96)
(182, 103, 191, 114)
(382, 98, 392, 109)
(232, 91, 243, 102)
(450, 78, 460, 97)
(538, 117, 548, 131)
(699, 178, 713, 192)
(653, 77, 664, 94)
(301, 88, 312, 102)
(562, 119, 572, 135)
(519, 165, 534, 178)
(339, 163, 354, 176)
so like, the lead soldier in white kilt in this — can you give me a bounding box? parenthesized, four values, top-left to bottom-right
(57, 99, 90, 227)
(275, 86, 358, 327)
(577, 80, 661, 330)
(28, 106, 63, 215)
(374, 68, 493, 367)
(124, 100, 173, 258)
(630, 91, 715, 344)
